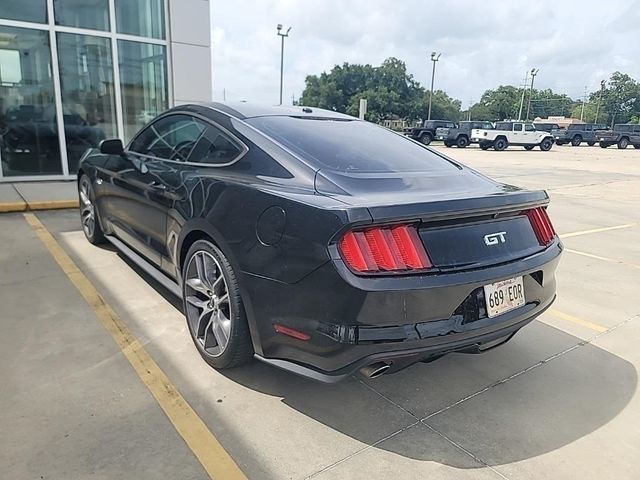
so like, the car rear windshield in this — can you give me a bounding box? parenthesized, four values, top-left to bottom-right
(246, 116, 459, 173)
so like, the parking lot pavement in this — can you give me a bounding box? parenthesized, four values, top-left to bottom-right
(2, 144, 639, 479)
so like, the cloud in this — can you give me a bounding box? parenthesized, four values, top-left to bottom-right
(211, 0, 639, 106)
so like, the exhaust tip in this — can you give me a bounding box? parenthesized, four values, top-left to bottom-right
(359, 362, 391, 379)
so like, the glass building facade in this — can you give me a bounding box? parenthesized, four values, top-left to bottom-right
(0, 0, 181, 180)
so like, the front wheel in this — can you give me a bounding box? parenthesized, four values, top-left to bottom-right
(493, 138, 508, 151)
(456, 136, 469, 148)
(78, 175, 105, 245)
(571, 135, 582, 146)
(444, 141, 453, 147)
(600, 142, 610, 148)
(182, 240, 254, 369)
(419, 133, 433, 145)
(587, 141, 595, 146)
(634, 144, 640, 149)
(524, 145, 535, 151)
(618, 137, 629, 149)
(539, 138, 553, 151)
(480, 142, 491, 150)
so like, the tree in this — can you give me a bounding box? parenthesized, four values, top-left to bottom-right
(299, 57, 462, 122)
(594, 72, 640, 125)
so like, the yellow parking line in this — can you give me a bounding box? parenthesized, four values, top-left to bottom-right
(564, 248, 640, 270)
(560, 223, 637, 239)
(23, 213, 246, 480)
(548, 308, 608, 333)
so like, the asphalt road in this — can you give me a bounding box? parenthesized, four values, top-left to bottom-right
(1, 144, 639, 479)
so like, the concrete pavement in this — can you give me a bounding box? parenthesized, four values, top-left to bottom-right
(0, 180, 77, 212)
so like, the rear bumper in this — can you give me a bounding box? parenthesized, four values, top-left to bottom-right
(242, 241, 562, 382)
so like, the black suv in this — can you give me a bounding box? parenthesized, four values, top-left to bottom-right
(436, 121, 494, 148)
(554, 123, 608, 146)
(404, 120, 456, 145)
(595, 124, 640, 149)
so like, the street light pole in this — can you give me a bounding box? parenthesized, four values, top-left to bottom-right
(595, 80, 605, 123)
(427, 52, 441, 120)
(276, 24, 291, 105)
(525, 68, 538, 121)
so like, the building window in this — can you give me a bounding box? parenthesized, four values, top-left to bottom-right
(57, 33, 117, 173)
(54, 0, 110, 32)
(114, 0, 165, 39)
(0, 26, 62, 177)
(0, 0, 47, 24)
(118, 40, 168, 141)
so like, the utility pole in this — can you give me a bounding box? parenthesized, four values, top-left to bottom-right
(518, 71, 529, 121)
(580, 85, 587, 121)
(276, 24, 291, 105)
(427, 52, 441, 120)
(595, 80, 605, 123)
(525, 68, 538, 121)
(223, 88, 226, 101)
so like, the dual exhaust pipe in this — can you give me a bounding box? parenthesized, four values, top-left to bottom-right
(359, 361, 391, 379)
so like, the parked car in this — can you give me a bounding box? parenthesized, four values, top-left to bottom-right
(436, 121, 494, 148)
(471, 121, 555, 151)
(595, 124, 640, 149)
(533, 123, 560, 133)
(78, 103, 561, 382)
(554, 123, 608, 146)
(404, 119, 456, 145)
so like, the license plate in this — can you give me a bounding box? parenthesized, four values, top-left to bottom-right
(483, 276, 525, 318)
(437, 136, 445, 140)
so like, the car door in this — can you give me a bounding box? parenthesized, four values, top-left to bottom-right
(106, 114, 206, 266)
(523, 122, 536, 142)
(511, 123, 523, 143)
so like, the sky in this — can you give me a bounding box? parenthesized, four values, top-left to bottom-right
(211, 0, 640, 107)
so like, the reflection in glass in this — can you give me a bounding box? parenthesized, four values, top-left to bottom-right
(57, 33, 117, 173)
(0, 26, 62, 177)
(114, 0, 165, 39)
(118, 40, 168, 141)
(0, 0, 47, 23)
(54, 0, 110, 31)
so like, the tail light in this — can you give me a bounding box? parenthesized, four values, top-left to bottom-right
(338, 224, 432, 274)
(525, 207, 556, 245)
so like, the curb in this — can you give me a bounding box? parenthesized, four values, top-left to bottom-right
(0, 199, 79, 213)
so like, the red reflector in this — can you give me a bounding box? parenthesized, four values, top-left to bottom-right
(273, 324, 310, 341)
(338, 224, 432, 274)
(525, 207, 556, 245)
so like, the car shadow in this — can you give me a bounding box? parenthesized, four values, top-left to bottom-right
(218, 327, 636, 469)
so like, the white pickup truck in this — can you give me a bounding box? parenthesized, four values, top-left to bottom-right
(471, 121, 554, 151)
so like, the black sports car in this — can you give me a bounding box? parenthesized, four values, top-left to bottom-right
(78, 102, 562, 382)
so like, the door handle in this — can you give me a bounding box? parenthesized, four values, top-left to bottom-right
(149, 181, 167, 190)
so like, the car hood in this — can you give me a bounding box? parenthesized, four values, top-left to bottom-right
(315, 167, 548, 221)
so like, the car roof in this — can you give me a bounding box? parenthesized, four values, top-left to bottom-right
(187, 101, 355, 121)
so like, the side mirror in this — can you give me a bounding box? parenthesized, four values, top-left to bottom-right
(99, 138, 124, 155)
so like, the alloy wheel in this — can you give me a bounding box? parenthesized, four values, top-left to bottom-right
(79, 177, 96, 238)
(184, 250, 232, 357)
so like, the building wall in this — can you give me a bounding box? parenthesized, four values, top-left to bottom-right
(0, 0, 212, 181)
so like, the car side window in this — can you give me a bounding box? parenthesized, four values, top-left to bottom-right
(524, 124, 534, 132)
(130, 114, 206, 161)
(514, 123, 523, 132)
(187, 124, 244, 165)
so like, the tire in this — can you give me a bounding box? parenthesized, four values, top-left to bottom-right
(480, 143, 491, 150)
(540, 138, 553, 151)
(419, 133, 433, 145)
(634, 145, 640, 149)
(618, 137, 629, 149)
(444, 141, 453, 147)
(456, 136, 469, 148)
(524, 145, 535, 151)
(600, 142, 610, 148)
(587, 141, 595, 146)
(182, 239, 253, 369)
(493, 137, 508, 151)
(555, 141, 564, 146)
(78, 174, 106, 245)
(571, 135, 582, 146)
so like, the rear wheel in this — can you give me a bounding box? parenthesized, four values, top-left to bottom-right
(419, 133, 433, 145)
(618, 137, 629, 149)
(571, 135, 582, 146)
(493, 137, 508, 151)
(182, 240, 253, 369)
(524, 145, 535, 151)
(456, 136, 469, 148)
(540, 138, 553, 151)
(587, 141, 595, 146)
(78, 175, 105, 245)
(600, 142, 610, 148)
